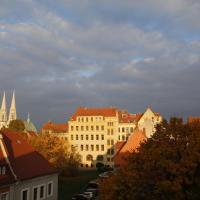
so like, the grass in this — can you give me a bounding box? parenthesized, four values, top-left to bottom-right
(58, 170, 99, 200)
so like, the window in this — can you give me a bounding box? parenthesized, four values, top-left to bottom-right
(21, 188, 29, 200)
(86, 154, 93, 161)
(130, 127, 133, 132)
(91, 117, 93, 122)
(0, 193, 9, 200)
(118, 128, 120, 132)
(76, 135, 78, 140)
(39, 185, 45, 199)
(86, 135, 89, 140)
(111, 140, 114, 145)
(81, 126, 84, 131)
(96, 126, 99, 131)
(81, 117, 84, 122)
(86, 126, 89, 131)
(111, 148, 114, 155)
(111, 129, 114, 135)
(101, 135, 104, 140)
(107, 129, 110, 135)
(101, 126, 104, 131)
(76, 126, 79, 131)
(118, 135, 120, 140)
(70, 135, 73, 140)
(101, 145, 104, 151)
(0, 166, 6, 175)
(97, 155, 104, 161)
(86, 145, 89, 151)
(71, 126, 73, 131)
(122, 128, 125, 132)
(81, 145, 84, 151)
(33, 187, 38, 200)
(86, 117, 88, 122)
(96, 135, 99, 140)
(91, 135, 94, 140)
(107, 140, 110, 145)
(96, 145, 99, 151)
(81, 135, 83, 140)
(47, 182, 53, 197)
(91, 145, 94, 151)
(91, 126, 94, 131)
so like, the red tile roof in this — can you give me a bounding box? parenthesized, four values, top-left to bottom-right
(118, 110, 142, 123)
(0, 131, 57, 185)
(114, 128, 147, 167)
(188, 116, 200, 123)
(70, 107, 118, 120)
(42, 121, 68, 133)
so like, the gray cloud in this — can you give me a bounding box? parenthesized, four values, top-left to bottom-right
(0, 0, 200, 128)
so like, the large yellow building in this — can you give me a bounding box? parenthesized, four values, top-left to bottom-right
(41, 107, 162, 168)
(68, 107, 162, 168)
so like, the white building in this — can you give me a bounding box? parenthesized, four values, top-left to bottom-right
(0, 91, 17, 129)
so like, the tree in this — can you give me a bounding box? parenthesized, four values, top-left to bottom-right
(8, 119, 25, 131)
(28, 133, 81, 176)
(101, 118, 200, 200)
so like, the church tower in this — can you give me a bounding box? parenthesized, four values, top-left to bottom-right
(0, 92, 7, 123)
(8, 91, 17, 122)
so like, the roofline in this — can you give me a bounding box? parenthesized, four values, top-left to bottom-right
(0, 133, 18, 181)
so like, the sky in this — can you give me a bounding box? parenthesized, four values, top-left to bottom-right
(0, 0, 200, 129)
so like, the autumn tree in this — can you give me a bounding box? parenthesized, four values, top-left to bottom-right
(101, 118, 200, 200)
(28, 133, 81, 176)
(8, 119, 25, 131)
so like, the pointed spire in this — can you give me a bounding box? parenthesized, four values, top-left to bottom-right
(27, 112, 30, 123)
(9, 91, 17, 122)
(1, 91, 7, 111)
(0, 91, 7, 122)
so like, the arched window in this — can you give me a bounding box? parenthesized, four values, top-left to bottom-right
(86, 154, 93, 161)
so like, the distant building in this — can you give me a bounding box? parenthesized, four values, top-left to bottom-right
(0, 91, 17, 129)
(188, 116, 200, 123)
(23, 113, 37, 133)
(67, 107, 162, 168)
(41, 121, 68, 140)
(0, 130, 58, 200)
(137, 107, 162, 138)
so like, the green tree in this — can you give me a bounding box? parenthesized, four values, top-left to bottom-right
(101, 118, 200, 200)
(8, 119, 25, 131)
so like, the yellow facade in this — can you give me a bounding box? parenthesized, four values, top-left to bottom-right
(68, 115, 118, 168)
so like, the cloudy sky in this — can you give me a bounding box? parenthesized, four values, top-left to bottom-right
(0, 0, 200, 128)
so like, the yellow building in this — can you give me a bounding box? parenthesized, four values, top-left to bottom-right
(68, 107, 162, 168)
(41, 107, 162, 169)
(68, 107, 118, 168)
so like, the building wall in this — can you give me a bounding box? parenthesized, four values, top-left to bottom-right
(138, 108, 162, 138)
(11, 173, 58, 200)
(117, 123, 136, 141)
(68, 115, 118, 168)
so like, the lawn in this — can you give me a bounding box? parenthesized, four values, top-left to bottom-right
(58, 170, 99, 200)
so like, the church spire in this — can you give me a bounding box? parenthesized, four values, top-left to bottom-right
(0, 91, 7, 122)
(8, 91, 17, 122)
(27, 112, 30, 123)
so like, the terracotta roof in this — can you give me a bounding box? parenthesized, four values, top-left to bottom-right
(114, 128, 147, 167)
(115, 141, 126, 153)
(42, 121, 68, 133)
(188, 116, 200, 123)
(118, 111, 142, 123)
(0, 131, 57, 185)
(70, 107, 118, 120)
